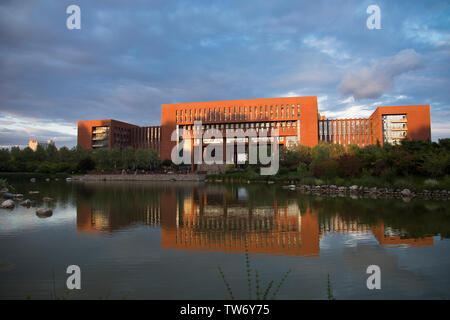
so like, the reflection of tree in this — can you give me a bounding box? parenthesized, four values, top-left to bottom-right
(76, 182, 164, 233)
(74, 181, 450, 250)
(306, 195, 450, 238)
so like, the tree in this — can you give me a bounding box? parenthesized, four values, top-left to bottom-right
(135, 150, 161, 171)
(420, 151, 449, 178)
(109, 147, 122, 170)
(46, 143, 58, 160)
(35, 145, 47, 162)
(162, 158, 173, 167)
(92, 148, 111, 171)
(121, 146, 135, 170)
(337, 154, 362, 177)
(77, 158, 96, 173)
(148, 150, 161, 170)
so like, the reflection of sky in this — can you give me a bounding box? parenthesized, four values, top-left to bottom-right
(0, 204, 76, 235)
(318, 233, 450, 299)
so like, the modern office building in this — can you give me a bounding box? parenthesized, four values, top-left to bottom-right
(77, 119, 160, 153)
(77, 96, 431, 167)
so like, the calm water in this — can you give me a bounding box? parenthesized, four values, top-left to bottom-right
(0, 178, 449, 300)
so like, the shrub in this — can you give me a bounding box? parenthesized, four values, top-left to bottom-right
(300, 177, 316, 185)
(439, 175, 450, 189)
(77, 158, 96, 173)
(277, 167, 290, 176)
(357, 175, 382, 188)
(314, 179, 324, 186)
(337, 154, 362, 177)
(36, 162, 55, 174)
(161, 158, 173, 167)
(372, 159, 388, 176)
(311, 159, 339, 179)
(225, 164, 236, 173)
(379, 167, 397, 184)
(297, 162, 309, 177)
(333, 177, 346, 186)
(393, 178, 415, 190)
(423, 179, 439, 189)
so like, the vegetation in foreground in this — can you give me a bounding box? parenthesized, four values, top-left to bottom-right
(208, 139, 450, 190)
(218, 241, 291, 300)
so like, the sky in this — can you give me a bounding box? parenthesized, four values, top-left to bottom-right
(0, 0, 449, 148)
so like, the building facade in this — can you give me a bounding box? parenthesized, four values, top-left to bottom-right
(77, 96, 431, 167)
(28, 138, 55, 151)
(318, 104, 431, 147)
(78, 119, 160, 153)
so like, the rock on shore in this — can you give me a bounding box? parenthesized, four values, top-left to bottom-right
(1, 199, 15, 209)
(36, 208, 52, 217)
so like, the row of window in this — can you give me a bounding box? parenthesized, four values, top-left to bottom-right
(382, 114, 407, 145)
(319, 119, 372, 137)
(133, 127, 160, 149)
(175, 104, 301, 123)
(319, 119, 374, 146)
(178, 121, 299, 131)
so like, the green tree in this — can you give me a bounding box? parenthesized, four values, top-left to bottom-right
(121, 146, 135, 170)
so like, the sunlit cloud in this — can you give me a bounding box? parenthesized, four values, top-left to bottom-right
(339, 49, 422, 100)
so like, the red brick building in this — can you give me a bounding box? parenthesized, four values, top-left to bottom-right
(77, 96, 431, 165)
(78, 119, 160, 153)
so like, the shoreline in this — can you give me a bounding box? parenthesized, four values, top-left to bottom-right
(71, 173, 206, 182)
(282, 184, 449, 201)
(72, 174, 448, 201)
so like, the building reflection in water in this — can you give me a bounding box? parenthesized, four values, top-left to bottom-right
(76, 184, 434, 256)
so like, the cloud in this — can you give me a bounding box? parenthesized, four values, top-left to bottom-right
(0, 0, 449, 147)
(0, 113, 76, 148)
(303, 36, 350, 60)
(320, 105, 374, 119)
(403, 21, 450, 47)
(339, 49, 422, 100)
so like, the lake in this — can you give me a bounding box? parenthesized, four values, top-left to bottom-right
(0, 178, 449, 299)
